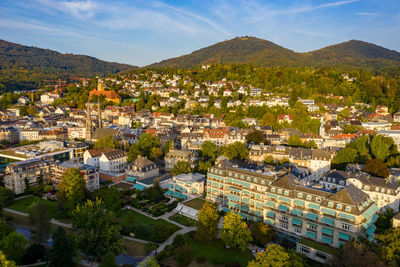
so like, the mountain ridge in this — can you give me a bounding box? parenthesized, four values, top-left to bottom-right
(149, 36, 400, 69)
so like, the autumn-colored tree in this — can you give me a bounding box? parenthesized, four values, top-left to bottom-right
(365, 159, 390, 178)
(196, 202, 219, 241)
(251, 221, 276, 247)
(0, 250, 16, 267)
(221, 212, 252, 251)
(248, 244, 290, 267)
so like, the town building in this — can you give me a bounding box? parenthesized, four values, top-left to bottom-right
(89, 80, 121, 104)
(4, 159, 50, 194)
(83, 148, 127, 173)
(166, 173, 205, 199)
(126, 155, 159, 179)
(0, 127, 19, 144)
(206, 158, 379, 263)
(164, 148, 197, 171)
(51, 160, 100, 192)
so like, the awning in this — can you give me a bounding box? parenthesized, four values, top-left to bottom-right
(338, 212, 355, 222)
(168, 184, 173, 188)
(308, 203, 320, 210)
(191, 188, 198, 194)
(228, 201, 240, 209)
(266, 211, 275, 218)
(240, 213, 247, 219)
(321, 208, 336, 217)
(292, 218, 302, 226)
(266, 193, 277, 199)
(278, 204, 289, 212)
(266, 201, 276, 208)
(362, 204, 379, 221)
(255, 211, 263, 217)
(321, 236, 332, 245)
(338, 232, 351, 241)
(294, 199, 305, 207)
(305, 213, 318, 221)
(229, 187, 242, 193)
(227, 194, 240, 202)
(362, 214, 379, 229)
(126, 177, 136, 182)
(256, 202, 263, 209)
(306, 231, 316, 239)
(166, 190, 173, 195)
(321, 217, 335, 226)
(133, 183, 146, 191)
(241, 205, 249, 212)
(242, 197, 250, 204)
(265, 218, 275, 225)
(278, 196, 291, 203)
(366, 225, 376, 236)
(291, 208, 303, 216)
(321, 227, 334, 236)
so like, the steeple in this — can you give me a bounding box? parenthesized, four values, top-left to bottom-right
(97, 98, 103, 129)
(86, 102, 93, 140)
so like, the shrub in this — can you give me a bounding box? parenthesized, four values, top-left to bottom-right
(21, 244, 46, 264)
(174, 245, 193, 266)
(172, 234, 185, 248)
(225, 261, 241, 267)
(145, 243, 158, 253)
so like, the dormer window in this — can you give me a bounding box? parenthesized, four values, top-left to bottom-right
(345, 206, 351, 212)
(306, 195, 312, 200)
(297, 192, 303, 198)
(328, 202, 333, 208)
(336, 204, 342, 210)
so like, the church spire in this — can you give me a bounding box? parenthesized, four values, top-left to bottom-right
(86, 102, 93, 140)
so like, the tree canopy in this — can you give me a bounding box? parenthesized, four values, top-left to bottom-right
(221, 212, 252, 251)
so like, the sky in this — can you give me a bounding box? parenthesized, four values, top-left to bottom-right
(0, 0, 399, 66)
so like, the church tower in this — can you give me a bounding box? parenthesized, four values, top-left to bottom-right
(97, 98, 103, 129)
(86, 102, 93, 140)
(97, 79, 105, 92)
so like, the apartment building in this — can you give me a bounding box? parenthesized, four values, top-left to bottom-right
(248, 145, 332, 177)
(4, 159, 50, 194)
(0, 127, 19, 144)
(83, 148, 127, 173)
(51, 160, 100, 192)
(164, 148, 197, 171)
(206, 158, 378, 263)
(166, 173, 205, 199)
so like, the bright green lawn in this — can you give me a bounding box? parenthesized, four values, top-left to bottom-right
(183, 198, 209, 210)
(6, 196, 60, 218)
(118, 210, 181, 242)
(183, 234, 254, 266)
(169, 213, 197, 227)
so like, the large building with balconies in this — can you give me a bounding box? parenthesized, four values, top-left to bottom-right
(206, 158, 379, 263)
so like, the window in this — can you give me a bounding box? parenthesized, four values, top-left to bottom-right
(280, 222, 288, 229)
(342, 223, 351, 231)
(336, 204, 342, 210)
(281, 215, 289, 222)
(381, 188, 385, 193)
(364, 185, 370, 191)
(284, 190, 289, 196)
(297, 192, 303, 198)
(315, 252, 327, 260)
(277, 189, 282, 194)
(328, 202, 333, 208)
(306, 195, 312, 200)
(339, 181, 344, 186)
(345, 206, 351, 212)
(253, 178, 257, 183)
(229, 172, 232, 176)
(375, 187, 379, 192)
(387, 190, 391, 194)
(271, 187, 276, 193)
(307, 223, 317, 231)
(294, 227, 302, 234)
(261, 180, 265, 185)
(316, 197, 321, 203)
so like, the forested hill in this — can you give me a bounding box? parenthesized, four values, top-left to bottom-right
(0, 40, 132, 75)
(149, 37, 400, 69)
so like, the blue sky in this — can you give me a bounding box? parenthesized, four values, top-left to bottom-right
(0, 0, 399, 66)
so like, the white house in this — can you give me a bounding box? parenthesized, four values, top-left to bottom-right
(83, 148, 127, 173)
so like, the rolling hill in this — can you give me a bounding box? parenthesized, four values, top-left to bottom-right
(0, 39, 133, 75)
(149, 37, 400, 69)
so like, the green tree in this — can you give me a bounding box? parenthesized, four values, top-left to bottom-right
(332, 239, 383, 267)
(47, 227, 76, 267)
(127, 144, 140, 163)
(0, 187, 15, 210)
(136, 133, 161, 159)
(247, 244, 290, 267)
(171, 161, 192, 176)
(93, 135, 119, 149)
(0, 220, 13, 239)
(29, 202, 51, 243)
(375, 208, 395, 234)
(246, 130, 265, 144)
(365, 159, 390, 178)
(93, 186, 122, 213)
(201, 141, 218, 161)
(332, 148, 358, 169)
(0, 250, 16, 267)
(343, 124, 362, 134)
(264, 155, 275, 165)
(371, 135, 391, 160)
(72, 198, 123, 259)
(287, 135, 303, 147)
(99, 252, 117, 267)
(138, 257, 160, 267)
(260, 112, 275, 126)
(251, 221, 276, 247)
(222, 212, 252, 251)
(174, 245, 193, 266)
(225, 142, 248, 161)
(0, 232, 29, 264)
(58, 168, 86, 210)
(196, 202, 219, 241)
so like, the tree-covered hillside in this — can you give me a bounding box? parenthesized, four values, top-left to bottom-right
(149, 37, 400, 69)
(0, 39, 133, 91)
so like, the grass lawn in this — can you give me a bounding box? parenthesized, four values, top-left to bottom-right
(169, 213, 197, 227)
(118, 210, 181, 242)
(183, 234, 254, 266)
(183, 198, 210, 210)
(6, 196, 61, 219)
(123, 239, 149, 257)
